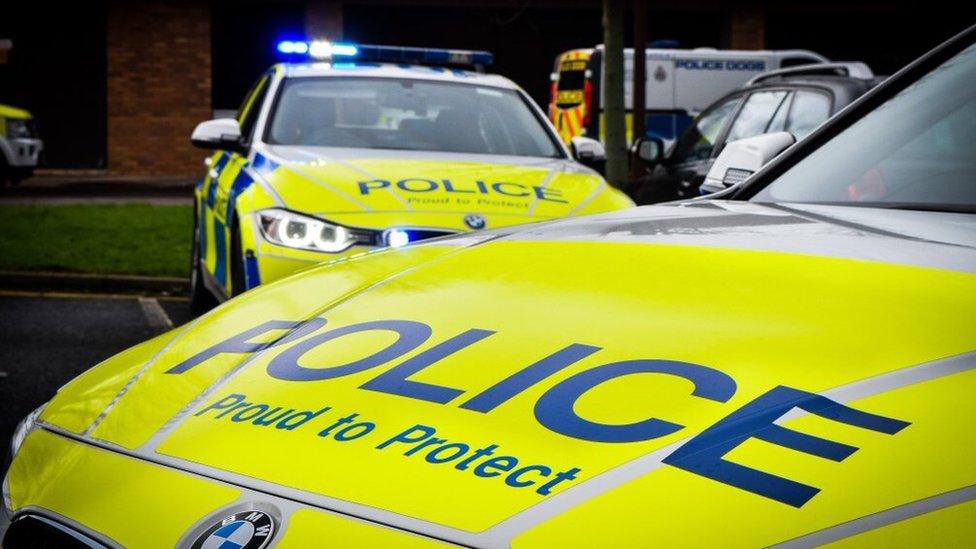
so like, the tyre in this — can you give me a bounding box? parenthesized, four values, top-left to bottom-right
(189, 203, 218, 316)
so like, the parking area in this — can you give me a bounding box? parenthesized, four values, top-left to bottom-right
(0, 292, 192, 445)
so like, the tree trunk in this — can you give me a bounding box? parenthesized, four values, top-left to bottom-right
(630, 0, 647, 183)
(602, 0, 628, 189)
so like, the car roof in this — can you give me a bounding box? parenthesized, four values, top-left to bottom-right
(751, 73, 882, 92)
(734, 74, 882, 111)
(278, 62, 519, 89)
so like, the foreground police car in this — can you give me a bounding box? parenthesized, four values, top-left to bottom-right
(189, 42, 632, 312)
(4, 27, 976, 547)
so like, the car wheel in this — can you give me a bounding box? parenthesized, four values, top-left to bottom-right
(189, 204, 218, 316)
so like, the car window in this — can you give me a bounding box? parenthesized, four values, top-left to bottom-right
(725, 90, 790, 143)
(754, 42, 976, 211)
(766, 92, 793, 132)
(266, 77, 562, 158)
(237, 74, 271, 142)
(786, 91, 831, 140)
(670, 95, 741, 164)
(556, 57, 588, 107)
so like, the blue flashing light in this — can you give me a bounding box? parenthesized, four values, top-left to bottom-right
(331, 43, 359, 57)
(275, 39, 493, 68)
(277, 40, 309, 55)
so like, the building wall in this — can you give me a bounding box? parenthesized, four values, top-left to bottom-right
(728, 5, 766, 50)
(106, 1, 212, 176)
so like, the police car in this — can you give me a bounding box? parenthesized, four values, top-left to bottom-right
(188, 42, 633, 313)
(0, 104, 42, 186)
(4, 26, 976, 548)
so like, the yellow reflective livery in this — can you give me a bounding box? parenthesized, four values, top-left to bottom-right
(4, 201, 975, 547)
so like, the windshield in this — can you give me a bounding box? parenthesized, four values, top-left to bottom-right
(753, 42, 976, 212)
(266, 77, 562, 158)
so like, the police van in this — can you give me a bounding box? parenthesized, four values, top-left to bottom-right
(548, 46, 827, 145)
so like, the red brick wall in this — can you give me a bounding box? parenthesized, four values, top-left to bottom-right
(107, 1, 211, 176)
(729, 5, 766, 50)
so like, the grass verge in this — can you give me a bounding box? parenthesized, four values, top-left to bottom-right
(0, 203, 192, 277)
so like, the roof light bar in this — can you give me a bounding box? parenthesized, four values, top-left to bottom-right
(351, 44, 493, 67)
(275, 40, 493, 68)
(277, 40, 309, 55)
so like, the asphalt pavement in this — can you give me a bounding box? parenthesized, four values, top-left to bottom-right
(0, 292, 193, 446)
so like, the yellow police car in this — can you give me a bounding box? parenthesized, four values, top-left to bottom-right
(4, 28, 976, 547)
(0, 104, 42, 186)
(188, 42, 632, 313)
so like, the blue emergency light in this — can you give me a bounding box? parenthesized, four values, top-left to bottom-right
(276, 40, 493, 68)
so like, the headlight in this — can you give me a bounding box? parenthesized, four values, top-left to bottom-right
(3, 404, 44, 510)
(8, 405, 43, 463)
(6, 118, 33, 139)
(258, 209, 362, 253)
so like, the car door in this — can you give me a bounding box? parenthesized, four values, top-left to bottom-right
(780, 89, 833, 140)
(631, 93, 742, 203)
(203, 72, 271, 293)
(669, 94, 744, 194)
(720, 89, 792, 148)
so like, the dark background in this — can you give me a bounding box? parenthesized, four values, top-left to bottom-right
(1, 1, 974, 169)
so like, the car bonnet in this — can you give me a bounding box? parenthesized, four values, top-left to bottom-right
(31, 201, 976, 546)
(247, 146, 629, 228)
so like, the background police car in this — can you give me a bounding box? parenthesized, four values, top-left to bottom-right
(189, 42, 633, 313)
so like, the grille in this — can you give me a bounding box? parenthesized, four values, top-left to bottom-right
(2, 514, 106, 548)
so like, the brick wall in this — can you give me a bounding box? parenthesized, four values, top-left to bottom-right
(728, 5, 766, 50)
(107, 1, 211, 176)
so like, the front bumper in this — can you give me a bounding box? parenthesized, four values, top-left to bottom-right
(0, 137, 43, 168)
(3, 428, 453, 547)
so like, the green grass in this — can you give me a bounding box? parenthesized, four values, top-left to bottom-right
(0, 204, 193, 277)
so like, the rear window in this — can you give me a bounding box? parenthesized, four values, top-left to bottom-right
(556, 58, 588, 107)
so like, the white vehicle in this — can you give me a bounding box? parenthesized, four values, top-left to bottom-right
(0, 104, 42, 185)
(549, 46, 828, 144)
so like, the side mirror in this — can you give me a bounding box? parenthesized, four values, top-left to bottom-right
(191, 118, 245, 152)
(631, 137, 664, 164)
(700, 132, 795, 195)
(570, 136, 607, 172)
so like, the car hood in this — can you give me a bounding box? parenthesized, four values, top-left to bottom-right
(251, 146, 630, 230)
(35, 201, 976, 545)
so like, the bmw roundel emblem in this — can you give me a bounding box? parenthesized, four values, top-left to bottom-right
(191, 510, 276, 549)
(464, 213, 487, 230)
